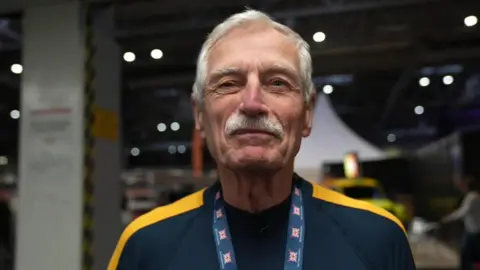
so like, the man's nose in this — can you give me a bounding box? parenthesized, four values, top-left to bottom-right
(239, 79, 268, 116)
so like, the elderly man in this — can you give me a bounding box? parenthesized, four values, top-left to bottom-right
(108, 9, 415, 270)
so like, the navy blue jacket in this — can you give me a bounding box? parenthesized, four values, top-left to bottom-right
(108, 177, 415, 270)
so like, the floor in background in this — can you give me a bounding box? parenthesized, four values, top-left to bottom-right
(410, 235, 458, 269)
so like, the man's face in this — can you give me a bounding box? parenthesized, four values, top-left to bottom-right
(193, 25, 315, 172)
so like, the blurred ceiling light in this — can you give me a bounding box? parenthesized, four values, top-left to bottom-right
(419, 77, 430, 87)
(322, 85, 333, 94)
(130, 147, 140, 156)
(168, 145, 177, 154)
(177, 145, 186, 154)
(0, 156, 8, 165)
(157, 123, 167, 132)
(170, 122, 180, 131)
(387, 133, 396, 143)
(10, 64, 22, 74)
(414, 105, 424, 115)
(313, 31, 326, 43)
(151, 49, 163, 59)
(464, 15, 478, 27)
(123, 52, 136, 62)
(10, 110, 19, 119)
(442, 75, 454, 85)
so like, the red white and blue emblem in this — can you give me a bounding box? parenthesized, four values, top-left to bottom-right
(216, 209, 223, 219)
(218, 229, 227, 240)
(292, 205, 301, 216)
(291, 227, 300, 238)
(288, 251, 298, 263)
(223, 251, 233, 264)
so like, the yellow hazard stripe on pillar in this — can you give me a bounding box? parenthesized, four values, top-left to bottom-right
(93, 106, 119, 141)
(82, 4, 96, 270)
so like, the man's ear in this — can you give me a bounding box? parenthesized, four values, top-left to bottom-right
(192, 95, 206, 138)
(302, 90, 316, 138)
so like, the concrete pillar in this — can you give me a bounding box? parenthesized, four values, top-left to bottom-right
(15, 1, 121, 270)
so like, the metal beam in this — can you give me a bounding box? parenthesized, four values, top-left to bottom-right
(125, 45, 480, 90)
(271, 0, 443, 20)
(0, 41, 20, 52)
(116, 0, 446, 39)
(0, 0, 112, 15)
(0, 74, 20, 89)
(116, 1, 250, 24)
(376, 65, 418, 128)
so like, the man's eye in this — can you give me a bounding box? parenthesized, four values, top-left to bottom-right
(219, 81, 238, 88)
(214, 81, 241, 94)
(270, 80, 287, 87)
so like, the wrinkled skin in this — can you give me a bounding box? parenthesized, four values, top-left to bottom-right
(193, 24, 316, 174)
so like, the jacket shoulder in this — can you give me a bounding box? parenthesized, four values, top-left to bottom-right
(311, 183, 405, 233)
(107, 188, 206, 270)
(310, 183, 414, 269)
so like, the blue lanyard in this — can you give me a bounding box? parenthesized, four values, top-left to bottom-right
(212, 182, 305, 270)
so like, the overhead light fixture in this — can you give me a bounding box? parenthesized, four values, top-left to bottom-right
(414, 105, 424, 115)
(151, 49, 163, 59)
(419, 77, 430, 87)
(170, 122, 180, 131)
(168, 145, 177, 154)
(130, 147, 140, 156)
(464, 15, 478, 27)
(10, 110, 20, 119)
(10, 64, 23, 74)
(157, 123, 167, 132)
(442, 75, 454, 85)
(177, 145, 186, 154)
(387, 133, 396, 143)
(313, 31, 326, 43)
(0, 156, 8, 165)
(123, 52, 136, 62)
(322, 85, 333, 94)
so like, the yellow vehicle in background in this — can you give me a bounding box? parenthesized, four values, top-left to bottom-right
(323, 177, 410, 226)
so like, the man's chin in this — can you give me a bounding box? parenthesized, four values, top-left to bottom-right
(228, 160, 279, 173)
(225, 148, 283, 172)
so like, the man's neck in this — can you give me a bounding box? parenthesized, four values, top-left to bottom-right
(217, 165, 294, 213)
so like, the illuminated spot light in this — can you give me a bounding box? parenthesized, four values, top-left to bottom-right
(10, 110, 20, 119)
(322, 85, 333, 94)
(11, 64, 23, 74)
(419, 77, 430, 87)
(151, 49, 163, 59)
(343, 152, 360, 179)
(443, 75, 454, 85)
(157, 123, 167, 132)
(0, 156, 8, 165)
(387, 133, 396, 143)
(177, 145, 186, 154)
(464, 15, 478, 27)
(313, 32, 326, 43)
(130, 147, 140, 156)
(168, 145, 177, 154)
(414, 105, 424, 115)
(170, 122, 180, 131)
(123, 52, 136, 62)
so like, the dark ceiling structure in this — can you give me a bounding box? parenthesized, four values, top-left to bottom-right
(1, 0, 480, 168)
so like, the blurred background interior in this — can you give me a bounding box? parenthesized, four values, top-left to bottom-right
(1, 0, 480, 269)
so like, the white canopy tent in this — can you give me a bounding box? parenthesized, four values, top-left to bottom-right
(295, 94, 386, 182)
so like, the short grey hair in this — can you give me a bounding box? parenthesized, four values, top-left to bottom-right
(192, 9, 314, 105)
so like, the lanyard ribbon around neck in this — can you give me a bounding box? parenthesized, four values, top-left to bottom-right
(212, 182, 305, 270)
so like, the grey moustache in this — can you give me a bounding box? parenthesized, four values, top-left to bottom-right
(225, 115, 284, 138)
